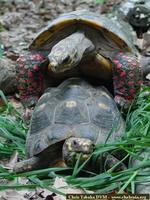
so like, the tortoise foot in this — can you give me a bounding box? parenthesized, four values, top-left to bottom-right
(21, 95, 39, 108)
(13, 156, 40, 173)
(104, 154, 127, 172)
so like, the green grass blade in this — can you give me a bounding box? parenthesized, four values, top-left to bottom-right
(29, 176, 65, 196)
(118, 170, 139, 194)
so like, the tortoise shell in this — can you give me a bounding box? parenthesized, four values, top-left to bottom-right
(26, 78, 125, 163)
(29, 10, 135, 54)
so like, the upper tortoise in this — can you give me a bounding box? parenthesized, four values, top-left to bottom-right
(16, 10, 142, 108)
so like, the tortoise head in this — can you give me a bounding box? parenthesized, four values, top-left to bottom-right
(48, 32, 95, 73)
(62, 137, 94, 167)
(48, 36, 82, 73)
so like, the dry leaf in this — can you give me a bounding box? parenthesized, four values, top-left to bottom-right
(0, 190, 26, 200)
(53, 178, 68, 189)
(53, 177, 85, 195)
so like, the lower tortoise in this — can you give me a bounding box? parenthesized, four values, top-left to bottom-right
(14, 78, 126, 173)
(16, 10, 142, 109)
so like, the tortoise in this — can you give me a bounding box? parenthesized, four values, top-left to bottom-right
(16, 10, 142, 109)
(14, 78, 126, 172)
(116, 0, 150, 38)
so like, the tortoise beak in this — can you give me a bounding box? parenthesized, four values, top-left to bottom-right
(49, 62, 57, 70)
(48, 59, 58, 72)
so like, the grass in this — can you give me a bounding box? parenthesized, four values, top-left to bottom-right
(126, 86, 150, 137)
(0, 87, 150, 194)
(0, 90, 27, 159)
(64, 139, 150, 193)
(0, 44, 3, 59)
(0, 25, 5, 33)
(95, 0, 106, 4)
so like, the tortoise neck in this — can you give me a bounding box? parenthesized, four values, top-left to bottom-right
(73, 31, 95, 57)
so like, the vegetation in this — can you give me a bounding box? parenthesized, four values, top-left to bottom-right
(95, 0, 106, 4)
(0, 24, 5, 33)
(0, 42, 3, 58)
(0, 87, 150, 194)
(0, 90, 27, 159)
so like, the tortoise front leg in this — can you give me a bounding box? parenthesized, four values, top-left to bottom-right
(13, 156, 40, 173)
(104, 153, 127, 172)
(112, 52, 142, 108)
(93, 152, 127, 173)
(16, 53, 49, 108)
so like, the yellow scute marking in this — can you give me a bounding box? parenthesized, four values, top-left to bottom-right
(98, 103, 108, 110)
(66, 101, 77, 108)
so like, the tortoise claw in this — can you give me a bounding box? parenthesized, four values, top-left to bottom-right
(23, 107, 34, 121)
(114, 95, 131, 110)
(21, 96, 39, 108)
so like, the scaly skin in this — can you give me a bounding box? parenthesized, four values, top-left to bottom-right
(113, 52, 142, 108)
(16, 51, 142, 108)
(16, 53, 48, 107)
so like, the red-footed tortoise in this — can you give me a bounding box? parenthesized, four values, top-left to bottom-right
(16, 10, 142, 108)
(14, 78, 126, 172)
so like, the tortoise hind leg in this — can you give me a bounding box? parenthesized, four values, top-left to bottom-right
(13, 156, 41, 173)
(16, 52, 49, 108)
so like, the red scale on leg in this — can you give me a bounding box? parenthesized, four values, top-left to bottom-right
(28, 71, 33, 78)
(33, 64, 39, 71)
(128, 81, 134, 86)
(113, 60, 119, 64)
(128, 72, 135, 78)
(120, 71, 126, 77)
(120, 88, 126, 93)
(129, 88, 135, 95)
(116, 63, 122, 71)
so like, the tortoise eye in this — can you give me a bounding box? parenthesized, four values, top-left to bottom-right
(72, 140, 78, 147)
(62, 56, 70, 63)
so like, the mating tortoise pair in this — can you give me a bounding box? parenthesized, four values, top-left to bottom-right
(15, 11, 142, 173)
(16, 10, 142, 109)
